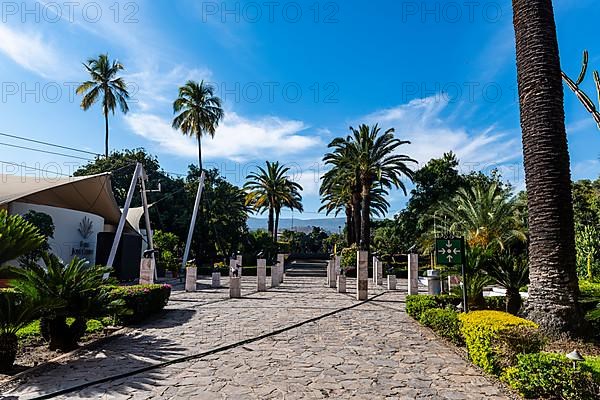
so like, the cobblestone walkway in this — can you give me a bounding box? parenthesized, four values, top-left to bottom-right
(1, 269, 511, 399)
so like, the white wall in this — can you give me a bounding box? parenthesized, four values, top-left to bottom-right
(9, 202, 104, 264)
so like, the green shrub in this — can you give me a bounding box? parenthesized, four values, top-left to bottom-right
(108, 284, 171, 324)
(406, 295, 462, 320)
(340, 244, 358, 273)
(502, 352, 600, 399)
(406, 295, 438, 320)
(419, 308, 462, 344)
(484, 296, 506, 311)
(459, 311, 543, 375)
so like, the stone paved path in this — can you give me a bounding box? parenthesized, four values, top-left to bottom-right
(1, 269, 511, 399)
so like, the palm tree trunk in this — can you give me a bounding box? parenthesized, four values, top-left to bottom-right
(104, 110, 109, 158)
(268, 206, 274, 239)
(197, 136, 203, 172)
(360, 183, 371, 251)
(506, 287, 522, 315)
(345, 206, 353, 245)
(352, 192, 361, 246)
(512, 0, 582, 335)
(274, 208, 280, 242)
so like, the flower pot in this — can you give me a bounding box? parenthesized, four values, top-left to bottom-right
(0, 333, 18, 372)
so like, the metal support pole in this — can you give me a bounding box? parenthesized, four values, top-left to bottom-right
(460, 237, 469, 313)
(107, 162, 143, 273)
(139, 168, 156, 281)
(181, 171, 206, 269)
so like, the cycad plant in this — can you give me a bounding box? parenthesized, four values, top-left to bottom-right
(486, 250, 529, 314)
(0, 289, 43, 371)
(12, 254, 119, 351)
(0, 209, 44, 266)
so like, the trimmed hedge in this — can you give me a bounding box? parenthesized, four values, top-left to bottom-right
(419, 308, 462, 344)
(406, 294, 462, 320)
(459, 311, 543, 374)
(502, 352, 600, 399)
(108, 284, 171, 324)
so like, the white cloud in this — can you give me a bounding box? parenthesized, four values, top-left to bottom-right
(0, 25, 63, 79)
(125, 111, 322, 162)
(362, 96, 521, 169)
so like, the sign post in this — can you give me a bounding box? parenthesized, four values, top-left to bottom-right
(435, 237, 468, 313)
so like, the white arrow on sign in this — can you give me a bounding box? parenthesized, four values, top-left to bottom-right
(438, 249, 446, 254)
(453, 248, 460, 255)
(447, 255, 454, 262)
(446, 240, 452, 248)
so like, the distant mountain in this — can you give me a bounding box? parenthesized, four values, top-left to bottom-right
(248, 217, 345, 234)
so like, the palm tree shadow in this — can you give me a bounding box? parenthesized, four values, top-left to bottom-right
(3, 333, 188, 399)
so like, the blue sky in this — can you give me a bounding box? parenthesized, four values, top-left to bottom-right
(1, 0, 599, 219)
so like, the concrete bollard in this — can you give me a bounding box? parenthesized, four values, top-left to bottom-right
(212, 272, 221, 288)
(357, 250, 368, 300)
(230, 277, 241, 298)
(408, 253, 419, 295)
(277, 254, 285, 284)
(328, 260, 337, 288)
(185, 266, 197, 292)
(388, 275, 397, 290)
(257, 259, 267, 292)
(335, 256, 341, 275)
(271, 262, 280, 288)
(139, 258, 154, 285)
(237, 255, 243, 276)
(373, 256, 383, 286)
(337, 275, 347, 293)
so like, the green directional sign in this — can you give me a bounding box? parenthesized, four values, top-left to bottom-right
(435, 237, 463, 265)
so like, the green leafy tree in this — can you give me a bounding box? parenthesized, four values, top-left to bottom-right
(575, 225, 600, 280)
(486, 250, 530, 314)
(172, 80, 224, 171)
(76, 54, 129, 158)
(18, 211, 55, 266)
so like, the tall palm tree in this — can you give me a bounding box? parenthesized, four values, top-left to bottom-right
(172, 80, 224, 171)
(512, 0, 583, 335)
(76, 54, 130, 158)
(348, 124, 416, 250)
(245, 161, 303, 241)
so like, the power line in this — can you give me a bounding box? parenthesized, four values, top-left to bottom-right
(0, 160, 73, 177)
(0, 132, 102, 157)
(0, 142, 95, 162)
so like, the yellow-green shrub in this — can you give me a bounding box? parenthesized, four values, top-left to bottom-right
(459, 311, 543, 375)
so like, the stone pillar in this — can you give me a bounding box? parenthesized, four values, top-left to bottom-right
(212, 272, 221, 288)
(357, 250, 368, 300)
(235, 255, 243, 277)
(229, 259, 236, 278)
(388, 275, 397, 290)
(373, 256, 382, 286)
(271, 262, 279, 288)
(277, 254, 285, 284)
(328, 260, 336, 288)
(139, 258, 154, 285)
(335, 256, 341, 275)
(185, 266, 197, 292)
(230, 277, 241, 298)
(337, 275, 346, 293)
(408, 253, 419, 295)
(257, 259, 267, 292)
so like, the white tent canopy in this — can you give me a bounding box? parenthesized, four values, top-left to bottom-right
(0, 173, 137, 231)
